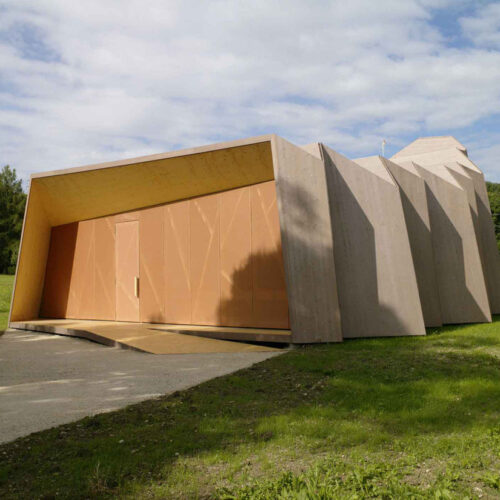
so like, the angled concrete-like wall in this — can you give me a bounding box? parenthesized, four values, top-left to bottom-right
(393, 138, 500, 314)
(321, 145, 425, 338)
(395, 160, 491, 324)
(356, 156, 442, 328)
(444, 162, 484, 262)
(272, 137, 342, 343)
(459, 164, 500, 314)
(395, 136, 467, 158)
(444, 161, 500, 314)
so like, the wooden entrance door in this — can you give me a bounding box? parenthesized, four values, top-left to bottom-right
(115, 221, 140, 321)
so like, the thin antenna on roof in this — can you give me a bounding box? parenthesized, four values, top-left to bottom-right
(381, 139, 386, 157)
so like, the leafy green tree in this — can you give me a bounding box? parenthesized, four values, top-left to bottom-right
(486, 181, 500, 253)
(0, 165, 26, 274)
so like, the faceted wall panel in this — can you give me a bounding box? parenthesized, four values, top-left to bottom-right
(372, 157, 442, 327)
(274, 138, 341, 342)
(410, 164, 491, 323)
(392, 138, 500, 315)
(461, 166, 500, 313)
(322, 145, 426, 338)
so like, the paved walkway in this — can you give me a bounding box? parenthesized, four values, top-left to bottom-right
(10, 319, 289, 353)
(0, 330, 282, 444)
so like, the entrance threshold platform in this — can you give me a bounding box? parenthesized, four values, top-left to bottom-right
(9, 319, 291, 354)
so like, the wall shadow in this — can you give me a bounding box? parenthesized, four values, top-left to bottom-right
(217, 249, 288, 330)
(473, 175, 500, 312)
(323, 152, 411, 338)
(398, 187, 442, 326)
(216, 178, 332, 332)
(424, 185, 490, 323)
(39, 222, 78, 319)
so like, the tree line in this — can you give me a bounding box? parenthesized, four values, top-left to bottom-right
(486, 182, 500, 252)
(0, 166, 26, 274)
(0, 164, 499, 276)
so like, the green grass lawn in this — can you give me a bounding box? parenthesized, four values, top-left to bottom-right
(1, 290, 500, 498)
(0, 274, 13, 331)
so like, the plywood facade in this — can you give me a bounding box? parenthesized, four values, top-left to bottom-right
(11, 136, 277, 324)
(40, 181, 289, 329)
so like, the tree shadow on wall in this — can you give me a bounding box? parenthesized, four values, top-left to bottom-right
(216, 178, 329, 333)
(217, 249, 288, 330)
(40, 171, 426, 341)
(217, 172, 412, 339)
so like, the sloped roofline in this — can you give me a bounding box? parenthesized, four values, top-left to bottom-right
(31, 133, 277, 179)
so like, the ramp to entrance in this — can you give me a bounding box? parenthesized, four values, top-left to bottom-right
(9, 320, 290, 354)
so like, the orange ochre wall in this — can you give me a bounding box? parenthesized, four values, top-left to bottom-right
(40, 181, 289, 329)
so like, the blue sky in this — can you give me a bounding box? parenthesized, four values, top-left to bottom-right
(1, 0, 500, 183)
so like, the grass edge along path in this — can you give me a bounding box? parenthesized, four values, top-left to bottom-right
(1, 290, 500, 497)
(0, 274, 13, 331)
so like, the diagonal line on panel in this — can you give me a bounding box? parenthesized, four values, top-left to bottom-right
(257, 186, 286, 280)
(265, 196, 277, 215)
(192, 200, 218, 315)
(221, 270, 232, 285)
(95, 222, 114, 311)
(143, 259, 162, 310)
(255, 187, 274, 244)
(117, 279, 136, 306)
(96, 265, 113, 309)
(194, 200, 214, 237)
(220, 190, 244, 250)
(167, 208, 190, 291)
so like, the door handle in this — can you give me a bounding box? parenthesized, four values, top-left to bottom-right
(134, 276, 139, 298)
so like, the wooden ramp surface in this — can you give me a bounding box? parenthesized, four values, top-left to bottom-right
(9, 320, 290, 354)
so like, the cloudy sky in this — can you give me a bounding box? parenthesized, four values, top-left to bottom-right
(1, 0, 500, 183)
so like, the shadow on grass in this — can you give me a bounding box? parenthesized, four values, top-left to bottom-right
(1, 317, 500, 498)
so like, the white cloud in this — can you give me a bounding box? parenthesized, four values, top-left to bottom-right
(0, 0, 499, 181)
(460, 2, 500, 49)
(466, 139, 500, 182)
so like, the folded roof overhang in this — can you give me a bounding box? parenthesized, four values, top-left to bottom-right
(10, 135, 277, 322)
